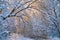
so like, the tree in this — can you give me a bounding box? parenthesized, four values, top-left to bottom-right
(0, 0, 60, 40)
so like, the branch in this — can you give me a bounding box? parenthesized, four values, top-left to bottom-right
(1, 0, 37, 21)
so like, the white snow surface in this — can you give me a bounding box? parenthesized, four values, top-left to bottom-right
(6, 33, 34, 40)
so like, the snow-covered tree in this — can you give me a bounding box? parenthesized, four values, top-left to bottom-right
(0, 0, 60, 40)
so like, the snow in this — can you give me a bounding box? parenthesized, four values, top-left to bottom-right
(7, 33, 34, 40)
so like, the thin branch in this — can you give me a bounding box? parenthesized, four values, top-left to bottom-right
(51, 18, 60, 37)
(14, 0, 37, 15)
(1, 0, 37, 21)
(53, 8, 57, 18)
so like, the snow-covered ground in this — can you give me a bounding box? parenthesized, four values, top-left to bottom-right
(6, 33, 34, 40)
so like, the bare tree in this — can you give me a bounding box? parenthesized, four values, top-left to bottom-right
(0, 0, 60, 40)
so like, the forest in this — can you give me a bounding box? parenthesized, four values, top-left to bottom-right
(0, 0, 60, 40)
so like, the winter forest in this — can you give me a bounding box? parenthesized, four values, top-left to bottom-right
(0, 0, 60, 40)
